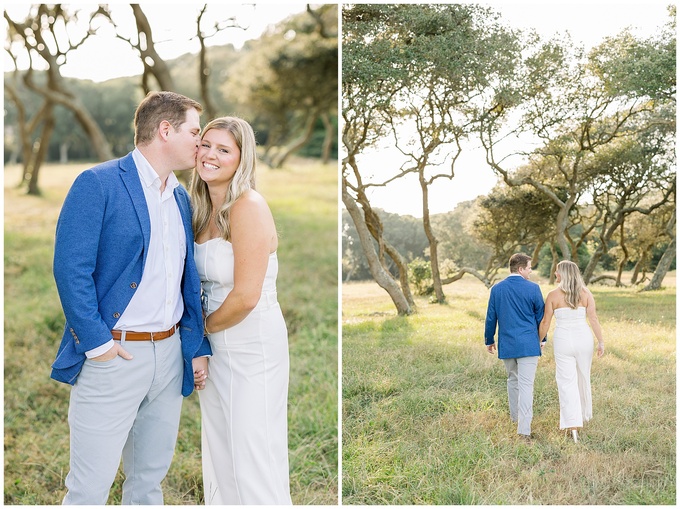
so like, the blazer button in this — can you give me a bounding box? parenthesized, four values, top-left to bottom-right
(113, 312, 121, 318)
(130, 282, 137, 289)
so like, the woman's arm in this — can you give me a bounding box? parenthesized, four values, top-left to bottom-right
(584, 289, 605, 357)
(204, 190, 277, 333)
(538, 291, 555, 341)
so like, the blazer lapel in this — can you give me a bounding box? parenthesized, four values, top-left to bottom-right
(174, 187, 194, 246)
(119, 153, 151, 267)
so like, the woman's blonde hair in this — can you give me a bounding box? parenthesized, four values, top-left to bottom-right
(556, 260, 586, 309)
(190, 117, 257, 241)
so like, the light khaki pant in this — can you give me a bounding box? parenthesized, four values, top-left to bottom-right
(502, 356, 539, 436)
(63, 333, 183, 505)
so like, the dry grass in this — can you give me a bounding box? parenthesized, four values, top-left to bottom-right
(4, 159, 338, 505)
(342, 274, 676, 505)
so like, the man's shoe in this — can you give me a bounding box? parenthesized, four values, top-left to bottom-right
(519, 433, 534, 441)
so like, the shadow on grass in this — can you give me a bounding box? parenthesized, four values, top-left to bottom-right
(466, 309, 486, 322)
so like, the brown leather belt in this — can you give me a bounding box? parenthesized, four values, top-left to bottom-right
(111, 324, 178, 341)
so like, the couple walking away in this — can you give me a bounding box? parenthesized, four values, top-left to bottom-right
(484, 253, 605, 442)
(51, 91, 292, 505)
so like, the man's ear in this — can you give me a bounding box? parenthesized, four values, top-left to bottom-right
(159, 120, 172, 141)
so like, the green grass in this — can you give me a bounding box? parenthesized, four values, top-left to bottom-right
(4, 158, 338, 505)
(342, 274, 676, 505)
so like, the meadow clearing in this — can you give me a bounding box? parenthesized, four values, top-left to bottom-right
(4, 159, 338, 505)
(342, 273, 675, 505)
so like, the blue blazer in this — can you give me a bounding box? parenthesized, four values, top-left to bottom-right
(484, 275, 545, 359)
(51, 152, 211, 396)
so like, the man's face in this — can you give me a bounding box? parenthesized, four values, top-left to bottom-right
(168, 107, 201, 171)
(518, 262, 533, 280)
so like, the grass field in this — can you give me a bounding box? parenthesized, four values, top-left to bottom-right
(4, 158, 338, 505)
(342, 273, 676, 505)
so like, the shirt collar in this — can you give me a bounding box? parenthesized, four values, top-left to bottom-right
(132, 148, 180, 192)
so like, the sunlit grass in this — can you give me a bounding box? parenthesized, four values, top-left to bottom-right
(342, 275, 675, 505)
(4, 158, 338, 505)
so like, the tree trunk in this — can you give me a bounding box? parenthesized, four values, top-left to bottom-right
(583, 247, 604, 285)
(615, 223, 628, 287)
(197, 26, 217, 120)
(27, 110, 56, 196)
(642, 237, 675, 291)
(320, 112, 334, 164)
(643, 210, 676, 291)
(23, 75, 113, 162)
(441, 267, 491, 288)
(555, 202, 572, 261)
(342, 179, 413, 315)
(355, 182, 415, 308)
(60, 142, 70, 164)
(5, 81, 37, 187)
(131, 5, 176, 92)
(383, 242, 416, 308)
(630, 259, 642, 285)
(547, 244, 559, 284)
(271, 111, 319, 168)
(420, 176, 445, 303)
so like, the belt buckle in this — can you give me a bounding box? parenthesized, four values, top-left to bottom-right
(150, 331, 156, 342)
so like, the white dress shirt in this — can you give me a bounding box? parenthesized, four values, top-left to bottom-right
(86, 149, 186, 358)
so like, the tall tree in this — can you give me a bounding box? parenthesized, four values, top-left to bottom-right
(643, 208, 676, 291)
(472, 181, 560, 281)
(108, 4, 176, 93)
(227, 5, 338, 168)
(342, 4, 417, 313)
(625, 202, 675, 284)
(344, 3, 523, 304)
(4, 5, 114, 194)
(479, 34, 662, 261)
(195, 4, 243, 120)
(581, 134, 675, 284)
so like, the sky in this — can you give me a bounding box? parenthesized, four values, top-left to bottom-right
(355, 1, 674, 217)
(3, 3, 312, 82)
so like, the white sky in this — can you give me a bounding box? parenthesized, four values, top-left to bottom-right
(3, 3, 311, 82)
(355, 1, 674, 217)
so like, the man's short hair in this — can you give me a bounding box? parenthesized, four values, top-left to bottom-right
(509, 253, 532, 273)
(134, 91, 203, 146)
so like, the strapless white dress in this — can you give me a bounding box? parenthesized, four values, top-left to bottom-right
(553, 306, 594, 429)
(195, 238, 291, 505)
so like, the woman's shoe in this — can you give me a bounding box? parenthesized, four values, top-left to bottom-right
(571, 429, 579, 443)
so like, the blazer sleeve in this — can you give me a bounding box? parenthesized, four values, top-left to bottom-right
(53, 170, 113, 354)
(484, 288, 497, 345)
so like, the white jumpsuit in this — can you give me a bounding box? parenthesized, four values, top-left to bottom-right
(553, 306, 594, 429)
(195, 238, 291, 505)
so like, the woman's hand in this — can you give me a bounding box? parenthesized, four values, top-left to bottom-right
(193, 356, 209, 390)
(597, 341, 605, 358)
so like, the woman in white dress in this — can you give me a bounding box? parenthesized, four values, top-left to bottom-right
(539, 260, 605, 443)
(189, 117, 292, 505)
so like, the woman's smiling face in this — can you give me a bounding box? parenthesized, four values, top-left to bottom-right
(196, 128, 241, 187)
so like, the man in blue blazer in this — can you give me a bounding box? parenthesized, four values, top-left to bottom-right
(51, 91, 211, 504)
(484, 253, 545, 439)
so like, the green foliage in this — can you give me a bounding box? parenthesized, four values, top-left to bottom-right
(343, 277, 676, 504)
(407, 257, 432, 296)
(298, 115, 338, 159)
(222, 5, 338, 163)
(4, 7, 337, 165)
(537, 243, 591, 277)
(431, 200, 493, 270)
(4, 160, 338, 504)
(342, 208, 428, 282)
(588, 11, 676, 101)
